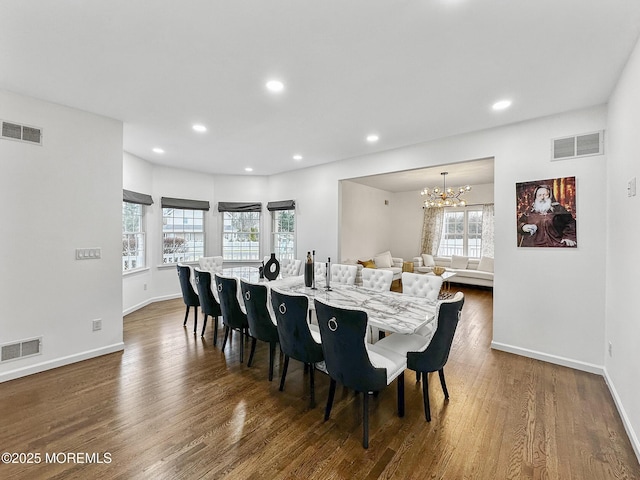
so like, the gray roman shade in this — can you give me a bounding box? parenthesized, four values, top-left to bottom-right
(161, 196, 210, 211)
(123, 189, 153, 206)
(217, 202, 262, 212)
(267, 200, 295, 211)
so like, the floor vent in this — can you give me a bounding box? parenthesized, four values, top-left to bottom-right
(1, 120, 43, 145)
(551, 130, 603, 161)
(1, 337, 42, 363)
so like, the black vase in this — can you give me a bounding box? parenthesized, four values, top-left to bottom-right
(304, 262, 313, 287)
(264, 253, 280, 281)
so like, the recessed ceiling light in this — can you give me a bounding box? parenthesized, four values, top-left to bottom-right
(245, 167, 253, 172)
(266, 80, 285, 93)
(192, 124, 207, 132)
(492, 100, 512, 111)
(152, 147, 165, 154)
(366, 134, 379, 143)
(293, 154, 303, 161)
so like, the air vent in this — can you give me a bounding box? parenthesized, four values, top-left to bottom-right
(551, 130, 603, 161)
(1, 120, 43, 145)
(1, 337, 42, 363)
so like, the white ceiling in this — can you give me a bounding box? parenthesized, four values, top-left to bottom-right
(346, 157, 494, 193)
(2, 1, 640, 177)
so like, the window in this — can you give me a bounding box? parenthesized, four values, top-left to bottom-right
(162, 208, 205, 263)
(122, 202, 146, 271)
(437, 209, 483, 257)
(222, 211, 261, 261)
(272, 209, 295, 260)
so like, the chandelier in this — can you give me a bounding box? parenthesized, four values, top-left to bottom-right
(421, 172, 471, 208)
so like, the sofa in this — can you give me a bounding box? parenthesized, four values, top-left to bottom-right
(412, 254, 494, 288)
(342, 250, 404, 286)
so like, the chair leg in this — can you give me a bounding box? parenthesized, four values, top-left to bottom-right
(268, 342, 276, 381)
(193, 308, 198, 335)
(221, 326, 230, 351)
(247, 337, 257, 367)
(416, 371, 420, 383)
(239, 328, 244, 363)
(397, 372, 405, 417)
(201, 314, 208, 337)
(183, 306, 190, 326)
(309, 364, 315, 409)
(363, 392, 370, 449)
(325, 379, 336, 421)
(422, 372, 431, 422)
(213, 317, 219, 346)
(279, 356, 290, 391)
(438, 368, 449, 399)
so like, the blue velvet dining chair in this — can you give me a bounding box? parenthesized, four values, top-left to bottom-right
(376, 292, 465, 421)
(240, 280, 280, 381)
(215, 274, 250, 363)
(194, 268, 222, 342)
(177, 263, 199, 334)
(314, 298, 407, 449)
(270, 288, 324, 409)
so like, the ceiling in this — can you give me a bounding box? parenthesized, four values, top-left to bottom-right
(346, 157, 494, 193)
(2, 1, 640, 177)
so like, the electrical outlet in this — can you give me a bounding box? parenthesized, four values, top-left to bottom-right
(608, 341, 612, 357)
(92, 319, 102, 331)
(143, 283, 147, 291)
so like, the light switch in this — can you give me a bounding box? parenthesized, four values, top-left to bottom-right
(628, 177, 636, 197)
(76, 248, 102, 260)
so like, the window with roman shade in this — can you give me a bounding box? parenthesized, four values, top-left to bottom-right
(161, 196, 210, 264)
(122, 189, 153, 272)
(218, 202, 262, 261)
(268, 200, 296, 260)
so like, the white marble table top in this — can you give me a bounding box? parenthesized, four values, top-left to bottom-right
(269, 277, 437, 336)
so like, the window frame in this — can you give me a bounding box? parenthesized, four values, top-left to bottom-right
(122, 201, 146, 272)
(271, 209, 296, 260)
(437, 208, 483, 258)
(161, 207, 206, 265)
(221, 210, 262, 262)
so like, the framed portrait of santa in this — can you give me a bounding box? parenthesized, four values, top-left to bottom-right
(516, 176, 577, 248)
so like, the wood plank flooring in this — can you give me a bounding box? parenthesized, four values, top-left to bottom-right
(1, 286, 639, 479)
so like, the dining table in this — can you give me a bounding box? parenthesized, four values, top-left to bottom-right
(213, 267, 437, 337)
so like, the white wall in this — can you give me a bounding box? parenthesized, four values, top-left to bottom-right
(122, 152, 154, 314)
(268, 106, 608, 376)
(605, 33, 640, 460)
(0, 90, 123, 382)
(340, 181, 393, 261)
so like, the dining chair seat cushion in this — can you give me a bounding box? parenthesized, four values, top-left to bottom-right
(373, 332, 431, 359)
(415, 319, 437, 338)
(308, 323, 321, 344)
(366, 343, 407, 384)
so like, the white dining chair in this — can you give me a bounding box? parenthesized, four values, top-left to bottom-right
(401, 272, 443, 302)
(198, 256, 223, 274)
(314, 262, 327, 279)
(330, 264, 358, 285)
(280, 258, 302, 277)
(361, 268, 393, 291)
(361, 268, 395, 342)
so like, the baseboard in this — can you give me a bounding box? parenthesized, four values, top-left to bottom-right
(123, 293, 182, 316)
(490, 341, 604, 375)
(0, 343, 125, 384)
(603, 368, 640, 464)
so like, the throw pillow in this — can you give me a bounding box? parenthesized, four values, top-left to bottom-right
(358, 259, 376, 269)
(477, 256, 494, 273)
(421, 254, 435, 267)
(374, 253, 393, 268)
(450, 255, 469, 269)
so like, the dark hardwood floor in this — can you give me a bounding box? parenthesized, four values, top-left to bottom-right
(1, 286, 639, 479)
